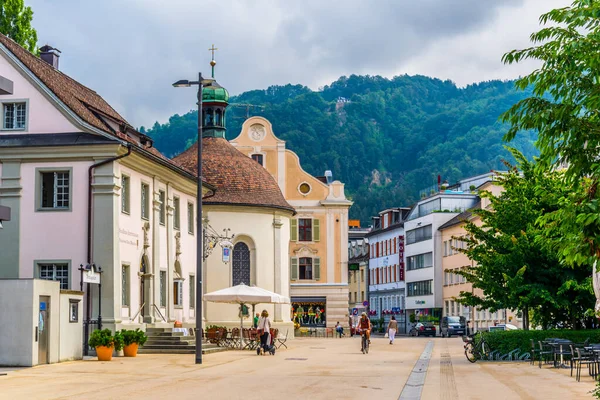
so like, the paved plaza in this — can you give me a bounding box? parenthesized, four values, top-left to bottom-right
(0, 336, 595, 400)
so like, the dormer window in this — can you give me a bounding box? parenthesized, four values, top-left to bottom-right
(2, 101, 26, 130)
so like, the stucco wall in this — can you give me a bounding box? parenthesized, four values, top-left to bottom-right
(0, 53, 79, 134)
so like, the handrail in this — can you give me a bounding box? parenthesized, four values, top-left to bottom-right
(152, 304, 167, 323)
(131, 302, 146, 322)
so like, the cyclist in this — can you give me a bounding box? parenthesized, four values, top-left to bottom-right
(357, 312, 371, 344)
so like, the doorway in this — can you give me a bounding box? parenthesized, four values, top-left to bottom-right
(38, 296, 50, 364)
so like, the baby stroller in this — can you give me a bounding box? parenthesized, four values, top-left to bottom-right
(256, 328, 276, 356)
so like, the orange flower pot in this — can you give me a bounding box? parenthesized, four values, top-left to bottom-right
(123, 343, 139, 357)
(96, 346, 114, 361)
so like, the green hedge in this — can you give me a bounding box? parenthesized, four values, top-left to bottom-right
(479, 329, 600, 356)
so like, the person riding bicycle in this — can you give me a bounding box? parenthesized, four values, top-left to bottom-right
(357, 312, 371, 344)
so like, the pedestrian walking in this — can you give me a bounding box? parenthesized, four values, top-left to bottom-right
(253, 312, 260, 329)
(257, 309, 272, 355)
(387, 316, 398, 344)
(349, 315, 354, 337)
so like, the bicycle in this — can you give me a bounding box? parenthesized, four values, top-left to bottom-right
(359, 329, 369, 354)
(462, 332, 490, 363)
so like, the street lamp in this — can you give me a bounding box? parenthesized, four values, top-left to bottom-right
(173, 72, 214, 364)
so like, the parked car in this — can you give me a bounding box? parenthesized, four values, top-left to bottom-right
(441, 316, 466, 337)
(409, 322, 436, 337)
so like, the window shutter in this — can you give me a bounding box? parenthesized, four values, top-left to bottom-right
(314, 257, 321, 280)
(313, 218, 320, 242)
(290, 219, 298, 242)
(290, 257, 298, 281)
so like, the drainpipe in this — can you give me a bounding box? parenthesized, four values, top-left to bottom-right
(84, 143, 132, 354)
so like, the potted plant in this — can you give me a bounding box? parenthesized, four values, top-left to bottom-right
(114, 330, 125, 356)
(89, 329, 115, 361)
(121, 328, 147, 357)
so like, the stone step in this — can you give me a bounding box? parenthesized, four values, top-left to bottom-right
(137, 346, 227, 355)
(146, 327, 174, 333)
(142, 344, 197, 350)
(145, 340, 195, 346)
(147, 331, 185, 337)
(145, 335, 188, 341)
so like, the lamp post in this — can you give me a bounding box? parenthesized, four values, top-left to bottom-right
(173, 73, 213, 364)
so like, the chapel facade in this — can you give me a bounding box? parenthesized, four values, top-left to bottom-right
(231, 117, 353, 328)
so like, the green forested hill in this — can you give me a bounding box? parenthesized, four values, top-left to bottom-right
(142, 75, 537, 224)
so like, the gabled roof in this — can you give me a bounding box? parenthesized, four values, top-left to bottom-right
(0, 34, 213, 186)
(0, 34, 129, 135)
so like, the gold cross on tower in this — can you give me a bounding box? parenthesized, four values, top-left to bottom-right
(208, 44, 218, 77)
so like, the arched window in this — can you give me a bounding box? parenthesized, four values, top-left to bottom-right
(232, 242, 251, 286)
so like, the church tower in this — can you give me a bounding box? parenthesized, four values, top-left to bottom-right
(201, 45, 229, 138)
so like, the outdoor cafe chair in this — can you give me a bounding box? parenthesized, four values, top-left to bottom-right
(538, 341, 554, 369)
(575, 347, 596, 382)
(530, 339, 540, 366)
(276, 329, 289, 349)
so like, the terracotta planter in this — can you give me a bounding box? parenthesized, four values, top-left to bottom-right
(123, 343, 139, 357)
(96, 345, 114, 361)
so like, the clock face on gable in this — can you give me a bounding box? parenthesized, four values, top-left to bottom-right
(249, 124, 266, 142)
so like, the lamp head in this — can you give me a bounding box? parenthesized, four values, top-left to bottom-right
(172, 79, 191, 88)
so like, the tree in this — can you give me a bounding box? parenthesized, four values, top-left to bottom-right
(501, 0, 600, 311)
(456, 150, 594, 330)
(0, 0, 37, 54)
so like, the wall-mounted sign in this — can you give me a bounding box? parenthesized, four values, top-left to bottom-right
(362, 300, 369, 307)
(222, 247, 231, 263)
(352, 308, 358, 316)
(382, 257, 389, 267)
(415, 300, 426, 305)
(83, 269, 100, 284)
(349, 263, 359, 271)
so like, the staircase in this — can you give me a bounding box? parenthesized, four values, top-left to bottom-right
(138, 328, 227, 355)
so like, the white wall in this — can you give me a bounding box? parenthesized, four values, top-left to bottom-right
(59, 291, 83, 361)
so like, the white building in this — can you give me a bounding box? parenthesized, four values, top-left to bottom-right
(367, 208, 410, 333)
(404, 174, 492, 332)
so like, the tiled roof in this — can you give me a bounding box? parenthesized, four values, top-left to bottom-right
(0, 34, 211, 185)
(0, 34, 129, 133)
(173, 137, 295, 213)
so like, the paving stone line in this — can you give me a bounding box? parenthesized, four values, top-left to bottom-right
(439, 342, 459, 400)
(398, 340, 434, 400)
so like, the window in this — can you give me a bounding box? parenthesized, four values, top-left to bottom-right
(160, 271, 166, 307)
(121, 175, 130, 214)
(445, 301, 450, 315)
(187, 202, 194, 234)
(407, 252, 433, 271)
(122, 265, 130, 307)
(251, 154, 263, 165)
(299, 182, 311, 195)
(189, 275, 195, 309)
(2, 102, 26, 130)
(141, 183, 149, 220)
(40, 171, 70, 210)
(406, 225, 432, 244)
(39, 263, 69, 290)
(299, 257, 313, 280)
(298, 218, 312, 241)
(173, 197, 180, 230)
(174, 280, 183, 307)
(159, 190, 166, 225)
(69, 300, 79, 323)
(361, 291, 364, 302)
(407, 280, 433, 297)
(232, 242, 251, 286)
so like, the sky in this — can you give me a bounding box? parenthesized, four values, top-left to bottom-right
(26, 0, 570, 129)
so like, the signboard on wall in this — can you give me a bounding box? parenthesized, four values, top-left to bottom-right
(349, 263, 359, 271)
(83, 269, 100, 284)
(398, 234, 405, 281)
(222, 247, 231, 263)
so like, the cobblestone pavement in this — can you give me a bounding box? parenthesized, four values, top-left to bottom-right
(0, 337, 594, 400)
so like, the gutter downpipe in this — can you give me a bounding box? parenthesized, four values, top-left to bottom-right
(84, 143, 132, 355)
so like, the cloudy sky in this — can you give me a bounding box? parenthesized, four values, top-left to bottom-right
(27, 0, 570, 129)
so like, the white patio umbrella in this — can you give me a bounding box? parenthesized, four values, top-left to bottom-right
(203, 283, 290, 349)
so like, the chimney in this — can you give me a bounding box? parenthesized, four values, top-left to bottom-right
(324, 170, 333, 185)
(39, 45, 61, 69)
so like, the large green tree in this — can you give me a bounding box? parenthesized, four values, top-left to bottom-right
(0, 0, 37, 53)
(456, 150, 594, 330)
(501, 0, 600, 311)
